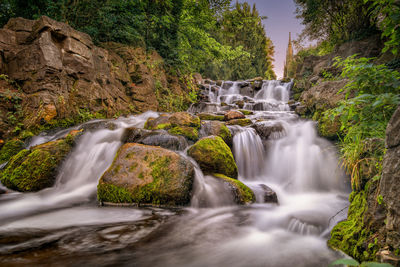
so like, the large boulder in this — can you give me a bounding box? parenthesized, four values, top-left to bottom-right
(199, 121, 232, 146)
(253, 122, 285, 139)
(188, 136, 238, 178)
(98, 143, 195, 206)
(0, 131, 80, 192)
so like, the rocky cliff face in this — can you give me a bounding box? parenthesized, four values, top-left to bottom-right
(0, 16, 194, 141)
(377, 106, 400, 262)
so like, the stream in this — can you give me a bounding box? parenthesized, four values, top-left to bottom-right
(0, 80, 350, 266)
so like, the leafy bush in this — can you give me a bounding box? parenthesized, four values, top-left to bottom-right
(324, 56, 400, 189)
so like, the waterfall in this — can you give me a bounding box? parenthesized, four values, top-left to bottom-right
(0, 80, 350, 267)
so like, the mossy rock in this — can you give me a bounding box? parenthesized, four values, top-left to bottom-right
(198, 113, 225, 121)
(144, 112, 200, 130)
(98, 143, 195, 206)
(0, 132, 79, 192)
(0, 139, 25, 164)
(317, 114, 341, 140)
(226, 118, 252, 127)
(168, 126, 199, 141)
(213, 173, 255, 204)
(188, 136, 238, 178)
(328, 189, 381, 262)
(238, 110, 254, 115)
(200, 121, 232, 146)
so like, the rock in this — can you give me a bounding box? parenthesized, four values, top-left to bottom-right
(168, 112, 201, 128)
(237, 81, 250, 88)
(144, 112, 200, 130)
(316, 114, 341, 140)
(144, 112, 200, 141)
(225, 118, 252, 127)
(224, 110, 245, 121)
(253, 122, 285, 139)
(239, 87, 253, 97)
(124, 127, 188, 151)
(295, 105, 307, 116)
(213, 173, 255, 204)
(379, 106, 400, 250)
(386, 106, 400, 148)
(188, 136, 238, 178)
(0, 139, 25, 164)
(258, 184, 278, 203)
(0, 131, 79, 192)
(97, 143, 195, 206)
(300, 80, 348, 114)
(251, 80, 263, 90)
(234, 100, 245, 108)
(0, 16, 194, 134)
(198, 113, 224, 121)
(222, 82, 233, 90)
(200, 121, 232, 146)
(216, 80, 223, 86)
(168, 126, 199, 142)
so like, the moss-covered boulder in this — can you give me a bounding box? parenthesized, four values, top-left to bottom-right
(213, 173, 255, 204)
(0, 131, 80, 192)
(198, 113, 225, 121)
(0, 139, 25, 165)
(144, 112, 200, 141)
(226, 118, 252, 127)
(200, 121, 232, 146)
(98, 143, 195, 206)
(188, 136, 238, 178)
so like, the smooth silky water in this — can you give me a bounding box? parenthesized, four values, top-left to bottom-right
(0, 81, 350, 266)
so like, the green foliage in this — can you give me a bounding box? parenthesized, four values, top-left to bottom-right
(294, 0, 378, 46)
(324, 56, 399, 189)
(367, 0, 400, 55)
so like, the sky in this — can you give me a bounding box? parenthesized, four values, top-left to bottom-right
(238, 0, 305, 79)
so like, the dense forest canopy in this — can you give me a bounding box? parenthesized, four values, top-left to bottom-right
(0, 0, 276, 80)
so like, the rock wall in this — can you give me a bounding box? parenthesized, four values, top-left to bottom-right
(378, 106, 400, 260)
(0, 16, 194, 141)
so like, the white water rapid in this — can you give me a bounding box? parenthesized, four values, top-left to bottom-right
(0, 80, 349, 266)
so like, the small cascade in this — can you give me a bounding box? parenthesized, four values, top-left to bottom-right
(0, 112, 158, 223)
(232, 127, 265, 179)
(264, 121, 345, 192)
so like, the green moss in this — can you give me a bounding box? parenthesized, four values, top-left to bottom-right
(328, 190, 378, 262)
(217, 124, 232, 145)
(155, 123, 172, 130)
(188, 136, 238, 178)
(168, 126, 199, 141)
(317, 114, 341, 140)
(198, 113, 225, 121)
(97, 183, 135, 203)
(238, 110, 254, 115)
(226, 118, 252, 126)
(0, 139, 25, 164)
(213, 173, 255, 204)
(0, 137, 75, 192)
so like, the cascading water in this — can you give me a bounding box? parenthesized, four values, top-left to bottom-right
(0, 80, 350, 266)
